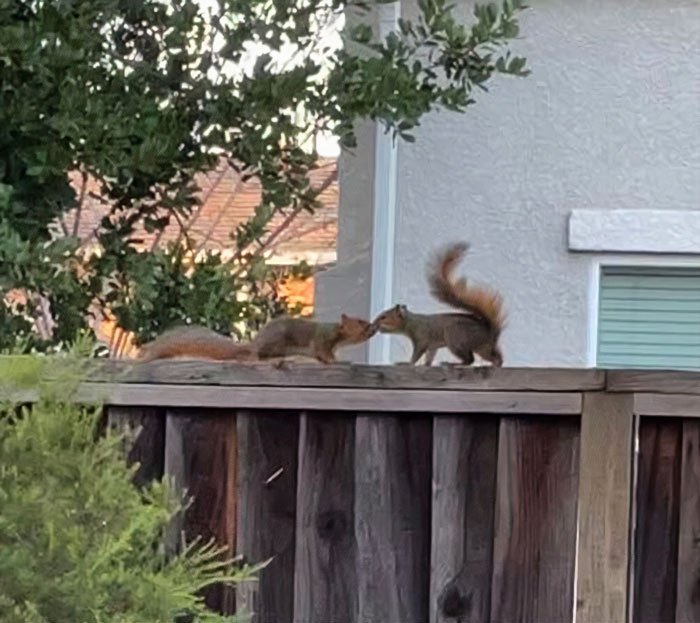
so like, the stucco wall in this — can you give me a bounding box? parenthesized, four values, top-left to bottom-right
(317, 0, 700, 366)
(313, 118, 376, 362)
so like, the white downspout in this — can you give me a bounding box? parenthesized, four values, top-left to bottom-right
(368, 1, 400, 365)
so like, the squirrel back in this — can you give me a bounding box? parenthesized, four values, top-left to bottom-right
(137, 325, 256, 363)
(428, 242, 506, 336)
(136, 315, 376, 364)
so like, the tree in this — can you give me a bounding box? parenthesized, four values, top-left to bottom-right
(0, 0, 529, 354)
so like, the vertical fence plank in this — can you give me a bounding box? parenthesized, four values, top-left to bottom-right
(430, 416, 498, 623)
(677, 419, 700, 623)
(634, 418, 682, 623)
(355, 414, 432, 623)
(293, 412, 356, 623)
(490, 416, 580, 623)
(236, 410, 299, 623)
(107, 406, 165, 487)
(576, 393, 634, 623)
(165, 408, 238, 615)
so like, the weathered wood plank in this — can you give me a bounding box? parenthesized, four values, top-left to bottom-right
(107, 406, 165, 487)
(635, 393, 700, 418)
(79, 383, 583, 414)
(164, 409, 238, 615)
(609, 370, 700, 395)
(633, 418, 682, 623)
(0, 387, 35, 403)
(236, 410, 298, 623)
(86, 360, 606, 391)
(677, 420, 700, 623)
(575, 393, 634, 623)
(294, 413, 356, 623)
(490, 417, 580, 623)
(355, 414, 432, 623)
(430, 416, 499, 623)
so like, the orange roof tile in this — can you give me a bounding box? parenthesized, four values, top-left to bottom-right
(64, 158, 338, 265)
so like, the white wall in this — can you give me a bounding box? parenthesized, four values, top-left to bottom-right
(317, 0, 700, 366)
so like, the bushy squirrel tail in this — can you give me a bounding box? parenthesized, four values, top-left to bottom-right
(137, 325, 257, 363)
(428, 242, 506, 335)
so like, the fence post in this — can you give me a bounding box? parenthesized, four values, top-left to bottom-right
(576, 392, 634, 623)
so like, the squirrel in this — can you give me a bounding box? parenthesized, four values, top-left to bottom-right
(137, 314, 377, 365)
(372, 242, 506, 366)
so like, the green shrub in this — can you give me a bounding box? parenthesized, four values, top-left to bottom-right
(0, 356, 260, 623)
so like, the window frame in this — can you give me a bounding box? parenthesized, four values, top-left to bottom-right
(587, 256, 700, 368)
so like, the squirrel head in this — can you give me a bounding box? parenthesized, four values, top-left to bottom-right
(339, 314, 377, 343)
(372, 304, 407, 333)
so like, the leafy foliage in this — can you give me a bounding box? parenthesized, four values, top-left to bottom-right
(0, 353, 262, 622)
(0, 0, 529, 353)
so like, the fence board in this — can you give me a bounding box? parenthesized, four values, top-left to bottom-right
(90, 360, 605, 391)
(294, 412, 356, 623)
(236, 410, 299, 623)
(165, 409, 238, 614)
(430, 416, 499, 623)
(107, 406, 165, 487)
(490, 417, 580, 623)
(634, 393, 700, 417)
(78, 383, 584, 414)
(576, 393, 634, 623)
(676, 420, 700, 623)
(608, 370, 700, 395)
(634, 418, 682, 623)
(355, 414, 432, 623)
(89, 360, 606, 391)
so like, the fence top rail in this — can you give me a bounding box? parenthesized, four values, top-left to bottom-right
(85, 360, 609, 392)
(607, 370, 700, 395)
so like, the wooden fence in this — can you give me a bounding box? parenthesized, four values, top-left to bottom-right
(76, 364, 700, 622)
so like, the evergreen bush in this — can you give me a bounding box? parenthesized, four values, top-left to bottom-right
(0, 355, 260, 623)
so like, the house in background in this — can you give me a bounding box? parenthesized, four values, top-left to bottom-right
(315, 0, 700, 369)
(67, 158, 338, 355)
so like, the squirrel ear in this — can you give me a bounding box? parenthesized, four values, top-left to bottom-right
(341, 313, 348, 322)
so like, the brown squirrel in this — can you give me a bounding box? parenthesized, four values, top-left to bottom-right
(372, 242, 505, 366)
(137, 314, 377, 364)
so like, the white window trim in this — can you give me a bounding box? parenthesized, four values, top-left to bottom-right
(586, 255, 700, 367)
(570, 209, 700, 255)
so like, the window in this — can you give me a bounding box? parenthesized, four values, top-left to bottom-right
(597, 266, 700, 369)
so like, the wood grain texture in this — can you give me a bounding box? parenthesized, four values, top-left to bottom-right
(294, 413, 356, 623)
(107, 406, 165, 487)
(609, 370, 700, 395)
(490, 417, 580, 623)
(236, 411, 299, 623)
(634, 393, 700, 418)
(88, 360, 606, 391)
(355, 414, 432, 623)
(165, 409, 238, 614)
(79, 383, 583, 414)
(677, 420, 700, 623)
(633, 418, 682, 623)
(576, 393, 634, 623)
(430, 416, 499, 623)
